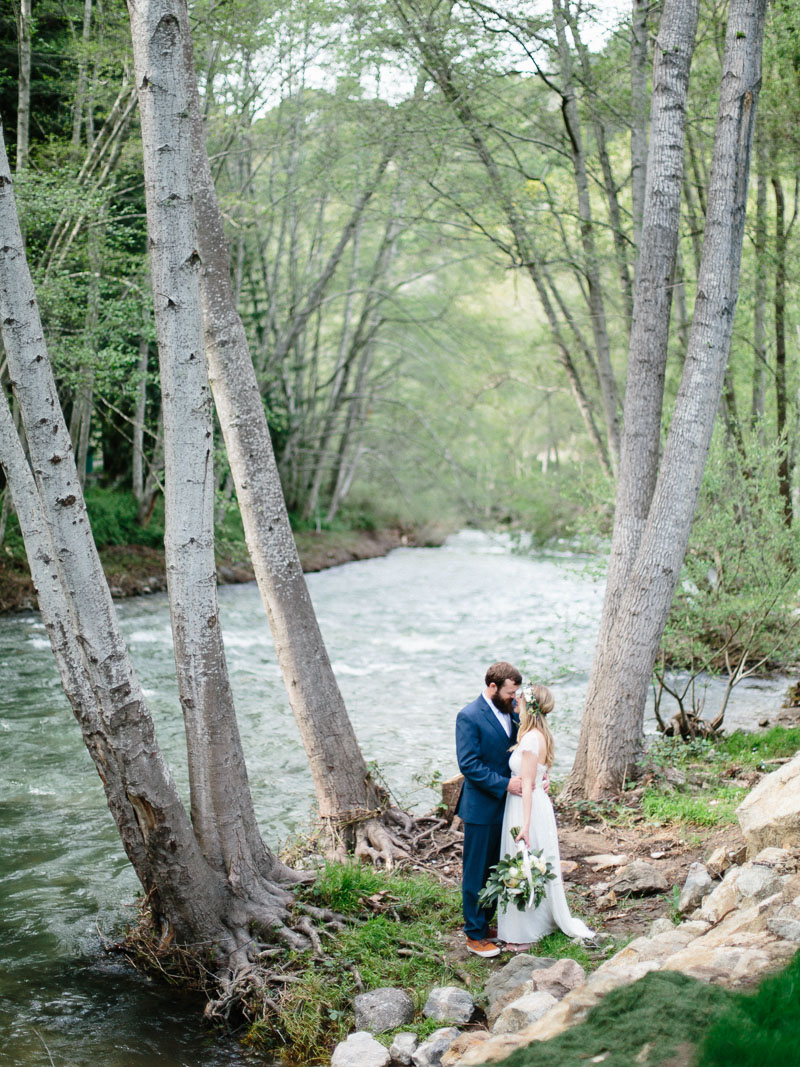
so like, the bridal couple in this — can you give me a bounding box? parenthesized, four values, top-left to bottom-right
(455, 661, 594, 957)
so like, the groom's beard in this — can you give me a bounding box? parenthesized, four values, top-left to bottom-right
(494, 694, 515, 715)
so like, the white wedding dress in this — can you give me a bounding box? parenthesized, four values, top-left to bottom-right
(497, 731, 594, 945)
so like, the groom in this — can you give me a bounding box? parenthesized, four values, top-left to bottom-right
(455, 661, 523, 957)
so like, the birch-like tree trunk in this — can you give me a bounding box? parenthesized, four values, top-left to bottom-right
(630, 0, 650, 250)
(772, 173, 792, 524)
(16, 0, 32, 173)
(567, 0, 767, 799)
(585, 0, 699, 646)
(128, 0, 305, 903)
(169, 0, 409, 862)
(751, 134, 767, 432)
(0, 124, 236, 949)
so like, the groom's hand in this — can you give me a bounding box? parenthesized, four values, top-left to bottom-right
(506, 775, 522, 796)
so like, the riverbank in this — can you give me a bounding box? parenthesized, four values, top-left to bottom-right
(242, 721, 800, 1064)
(0, 523, 449, 614)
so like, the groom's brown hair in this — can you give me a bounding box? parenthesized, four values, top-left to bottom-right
(485, 661, 522, 688)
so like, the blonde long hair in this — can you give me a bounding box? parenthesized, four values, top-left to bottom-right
(514, 683, 555, 767)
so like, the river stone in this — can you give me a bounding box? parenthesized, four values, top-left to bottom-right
(484, 954, 557, 1004)
(611, 860, 668, 895)
(411, 1027, 460, 1067)
(389, 1031, 419, 1065)
(679, 862, 714, 914)
(492, 990, 559, 1034)
(737, 753, 800, 856)
(331, 1031, 391, 1067)
(354, 987, 415, 1033)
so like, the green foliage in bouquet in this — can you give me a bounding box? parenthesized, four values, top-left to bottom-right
(478, 829, 557, 913)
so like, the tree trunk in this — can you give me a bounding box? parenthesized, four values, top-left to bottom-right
(175, 0, 408, 863)
(16, 0, 32, 173)
(128, 0, 305, 908)
(583, 0, 700, 647)
(552, 0, 621, 471)
(751, 133, 767, 433)
(772, 173, 792, 525)
(0, 125, 239, 954)
(631, 0, 650, 251)
(567, 0, 766, 799)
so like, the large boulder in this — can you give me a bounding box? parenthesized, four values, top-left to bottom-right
(354, 988, 415, 1033)
(441, 1032, 490, 1066)
(737, 753, 800, 856)
(331, 1031, 391, 1067)
(528, 958, 586, 999)
(423, 986, 475, 1024)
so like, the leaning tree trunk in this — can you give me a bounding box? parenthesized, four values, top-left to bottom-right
(170, 0, 410, 864)
(566, 0, 767, 799)
(0, 124, 237, 948)
(16, 0, 32, 174)
(128, 0, 308, 916)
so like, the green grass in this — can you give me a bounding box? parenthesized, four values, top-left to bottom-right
(696, 949, 800, 1066)
(244, 864, 489, 1063)
(641, 784, 747, 827)
(496, 969, 734, 1067)
(716, 726, 800, 768)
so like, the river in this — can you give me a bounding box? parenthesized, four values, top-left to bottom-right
(0, 531, 790, 1065)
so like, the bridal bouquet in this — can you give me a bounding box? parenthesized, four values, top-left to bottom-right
(478, 830, 557, 912)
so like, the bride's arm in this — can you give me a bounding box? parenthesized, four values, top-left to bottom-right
(515, 748, 538, 849)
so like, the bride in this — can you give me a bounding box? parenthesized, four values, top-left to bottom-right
(497, 683, 594, 950)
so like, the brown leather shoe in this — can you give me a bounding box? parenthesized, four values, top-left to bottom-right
(465, 936, 501, 958)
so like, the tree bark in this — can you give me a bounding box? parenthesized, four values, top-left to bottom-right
(751, 133, 767, 433)
(772, 173, 792, 524)
(631, 0, 650, 252)
(16, 0, 32, 173)
(172, 0, 407, 862)
(0, 123, 237, 950)
(567, 0, 766, 799)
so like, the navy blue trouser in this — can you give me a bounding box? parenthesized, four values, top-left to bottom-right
(461, 820, 503, 939)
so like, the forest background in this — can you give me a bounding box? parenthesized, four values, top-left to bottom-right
(2, 0, 800, 680)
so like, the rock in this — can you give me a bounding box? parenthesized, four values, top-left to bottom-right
(390, 1032, 419, 1065)
(583, 853, 630, 871)
(441, 1031, 490, 1066)
(483, 955, 556, 1006)
(610, 860, 668, 895)
(331, 1031, 391, 1067)
(767, 916, 800, 941)
(355, 988, 415, 1033)
(752, 846, 792, 868)
(423, 987, 474, 1024)
(648, 917, 675, 937)
(412, 1027, 460, 1067)
(679, 862, 713, 913)
(734, 865, 783, 905)
(528, 958, 586, 999)
(706, 845, 735, 878)
(492, 991, 559, 1034)
(697, 873, 738, 924)
(561, 860, 579, 875)
(737, 752, 800, 855)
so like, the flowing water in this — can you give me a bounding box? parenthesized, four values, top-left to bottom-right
(0, 531, 790, 1065)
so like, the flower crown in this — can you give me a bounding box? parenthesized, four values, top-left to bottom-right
(521, 682, 542, 714)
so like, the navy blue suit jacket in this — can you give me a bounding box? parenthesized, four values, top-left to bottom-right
(455, 694, 518, 825)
